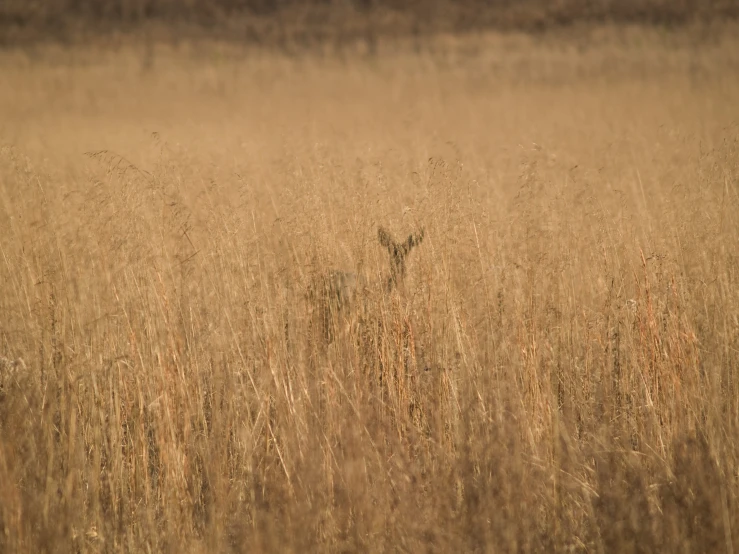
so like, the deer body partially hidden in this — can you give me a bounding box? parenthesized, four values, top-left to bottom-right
(310, 226, 424, 344)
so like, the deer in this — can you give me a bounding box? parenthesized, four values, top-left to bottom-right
(309, 226, 425, 345)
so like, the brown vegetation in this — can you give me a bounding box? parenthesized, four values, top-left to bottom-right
(1, 25, 739, 552)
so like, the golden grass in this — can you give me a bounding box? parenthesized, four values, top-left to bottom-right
(1, 26, 739, 552)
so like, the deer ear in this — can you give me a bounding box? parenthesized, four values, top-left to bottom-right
(378, 227, 393, 249)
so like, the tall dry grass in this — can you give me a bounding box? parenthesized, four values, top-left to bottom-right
(1, 26, 739, 552)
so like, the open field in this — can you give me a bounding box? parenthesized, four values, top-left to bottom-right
(1, 26, 739, 552)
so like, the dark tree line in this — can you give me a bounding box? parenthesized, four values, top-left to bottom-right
(2, 0, 738, 44)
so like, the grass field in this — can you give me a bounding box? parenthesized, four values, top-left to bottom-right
(1, 24, 739, 552)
